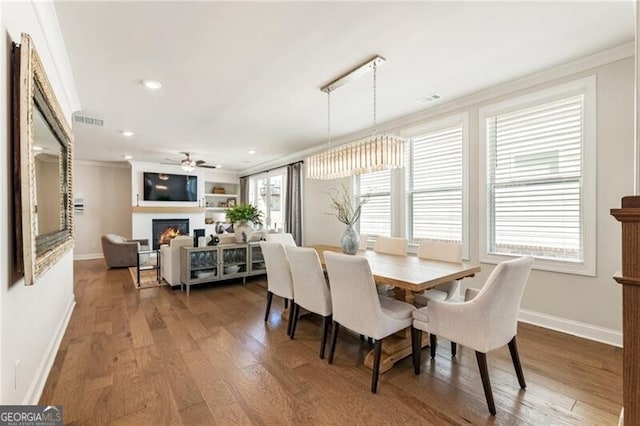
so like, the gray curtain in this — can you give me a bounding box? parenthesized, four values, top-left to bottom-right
(285, 161, 303, 246)
(239, 176, 249, 204)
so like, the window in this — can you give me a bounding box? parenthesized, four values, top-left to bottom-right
(479, 77, 596, 275)
(357, 170, 391, 237)
(408, 121, 465, 245)
(248, 168, 287, 232)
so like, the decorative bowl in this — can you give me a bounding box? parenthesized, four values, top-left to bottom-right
(224, 265, 240, 274)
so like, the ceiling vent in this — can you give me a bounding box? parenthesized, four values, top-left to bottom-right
(418, 93, 441, 104)
(73, 114, 104, 127)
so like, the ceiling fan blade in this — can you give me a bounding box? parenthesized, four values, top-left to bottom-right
(199, 164, 218, 169)
(195, 160, 206, 166)
(164, 158, 179, 164)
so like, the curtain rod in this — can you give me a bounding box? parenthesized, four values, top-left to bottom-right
(239, 160, 304, 179)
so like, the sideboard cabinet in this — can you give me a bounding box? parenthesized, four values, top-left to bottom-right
(180, 242, 265, 295)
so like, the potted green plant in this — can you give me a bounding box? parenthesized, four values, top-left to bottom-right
(226, 203, 264, 243)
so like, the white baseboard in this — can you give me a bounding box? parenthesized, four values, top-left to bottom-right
(519, 309, 622, 348)
(23, 296, 76, 405)
(74, 253, 103, 261)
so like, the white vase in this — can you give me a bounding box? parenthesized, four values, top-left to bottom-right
(234, 221, 252, 243)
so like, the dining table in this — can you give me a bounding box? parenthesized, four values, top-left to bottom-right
(311, 244, 481, 373)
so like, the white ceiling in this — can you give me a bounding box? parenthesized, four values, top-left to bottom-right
(55, 1, 634, 172)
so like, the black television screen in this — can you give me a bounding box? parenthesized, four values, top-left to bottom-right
(143, 172, 198, 202)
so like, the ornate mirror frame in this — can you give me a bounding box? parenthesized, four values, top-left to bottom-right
(13, 33, 74, 285)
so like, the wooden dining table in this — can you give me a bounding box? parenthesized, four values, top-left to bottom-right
(311, 244, 481, 373)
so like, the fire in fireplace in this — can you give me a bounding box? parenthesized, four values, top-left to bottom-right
(152, 219, 189, 250)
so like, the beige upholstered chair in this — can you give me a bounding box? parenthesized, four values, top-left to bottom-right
(286, 246, 332, 358)
(265, 233, 297, 246)
(160, 236, 193, 287)
(414, 240, 463, 305)
(101, 234, 149, 268)
(324, 251, 415, 393)
(411, 256, 534, 415)
(260, 241, 295, 334)
(358, 234, 368, 251)
(373, 236, 408, 256)
(373, 236, 408, 295)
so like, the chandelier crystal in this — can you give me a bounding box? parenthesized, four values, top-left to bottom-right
(306, 55, 405, 180)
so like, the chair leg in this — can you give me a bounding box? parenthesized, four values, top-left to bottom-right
(371, 339, 383, 393)
(320, 315, 331, 359)
(328, 321, 339, 364)
(430, 333, 437, 359)
(264, 291, 273, 322)
(284, 298, 288, 309)
(508, 336, 527, 389)
(368, 337, 374, 345)
(411, 327, 422, 375)
(475, 351, 496, 416)
(451, 341, 457, 357)
(289, 303, 300, 339)
(360, 334, 365, 341)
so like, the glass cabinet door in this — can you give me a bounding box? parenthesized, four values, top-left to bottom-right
(189, 248, 218, 280)
(221, 246, 248, 277)
(249, 244, 266, 274)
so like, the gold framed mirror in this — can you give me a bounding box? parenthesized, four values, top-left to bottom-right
(12, 33, 74, 285)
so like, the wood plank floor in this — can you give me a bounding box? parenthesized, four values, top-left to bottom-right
(40, 260, 623, 425)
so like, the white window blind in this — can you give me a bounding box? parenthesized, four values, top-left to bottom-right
(358, 170, 391, 237)
(486, 94, 584, 261)
(409, 125, 463, 243)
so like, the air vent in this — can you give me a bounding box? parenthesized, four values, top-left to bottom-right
(418, 93, 441, 104)
(73, 114, 104, 127)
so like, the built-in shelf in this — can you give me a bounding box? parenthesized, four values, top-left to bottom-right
(131, 206, 206, 214)
(205, 193, 239, 198)
(206, 207, 229, 211)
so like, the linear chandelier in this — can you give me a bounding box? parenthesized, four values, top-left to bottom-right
(306, 55, 405, 180)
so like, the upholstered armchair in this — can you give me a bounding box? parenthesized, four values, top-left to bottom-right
(160, 236, 193, 286)
(101, 234, 149, 268)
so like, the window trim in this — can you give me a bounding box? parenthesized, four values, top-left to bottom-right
(403, 112, 470, 260)
(478, 76, 596, 276)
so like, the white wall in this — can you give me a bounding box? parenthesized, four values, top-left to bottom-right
(2, 1, 80, 404)
(74, 161, 131, 259)
(304, 54, 633, 344)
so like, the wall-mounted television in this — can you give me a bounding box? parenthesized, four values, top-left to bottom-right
(143, 172, 198, 202)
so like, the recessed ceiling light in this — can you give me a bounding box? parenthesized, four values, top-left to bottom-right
(32, 146, 44, 151)
(122, 130, 134, 137)
(141, 79, 162, 90)
(123, 155, 133, 160)
(247, 149, 256, 155)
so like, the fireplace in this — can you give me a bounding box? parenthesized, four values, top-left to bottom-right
(152, 219, 189, 250)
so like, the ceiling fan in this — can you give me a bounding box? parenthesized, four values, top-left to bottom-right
(164, 152, 219, 171)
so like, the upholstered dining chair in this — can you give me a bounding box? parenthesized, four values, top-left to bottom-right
(373, 236, 408, 295)
(358, 234, 369, 251)
(414, 240, 463, 303)
(259, 242, 295, 335)
(411, 256, 534, 415)
(265, 233, 297, 246)
(324, 251, 415, 393)
(373, 236, 408, 256)
(285, 246, 333, 358)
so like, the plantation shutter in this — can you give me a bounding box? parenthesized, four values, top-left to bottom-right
(410, 125, 463, 242)
(486, 94, 584, 261)
(358, 170, 391, 237)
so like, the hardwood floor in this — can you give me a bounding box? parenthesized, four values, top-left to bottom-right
(40, 260, 622, 425)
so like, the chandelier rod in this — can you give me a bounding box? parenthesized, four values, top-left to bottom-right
(320, 55, 386, 94)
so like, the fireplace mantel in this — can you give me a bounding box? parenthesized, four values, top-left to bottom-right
(131, 206, 206, 214)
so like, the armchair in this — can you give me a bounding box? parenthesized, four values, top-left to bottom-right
(101, 234, 149, 268)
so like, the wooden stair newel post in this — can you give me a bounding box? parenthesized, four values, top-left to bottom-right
(611, 195, 640, 424)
